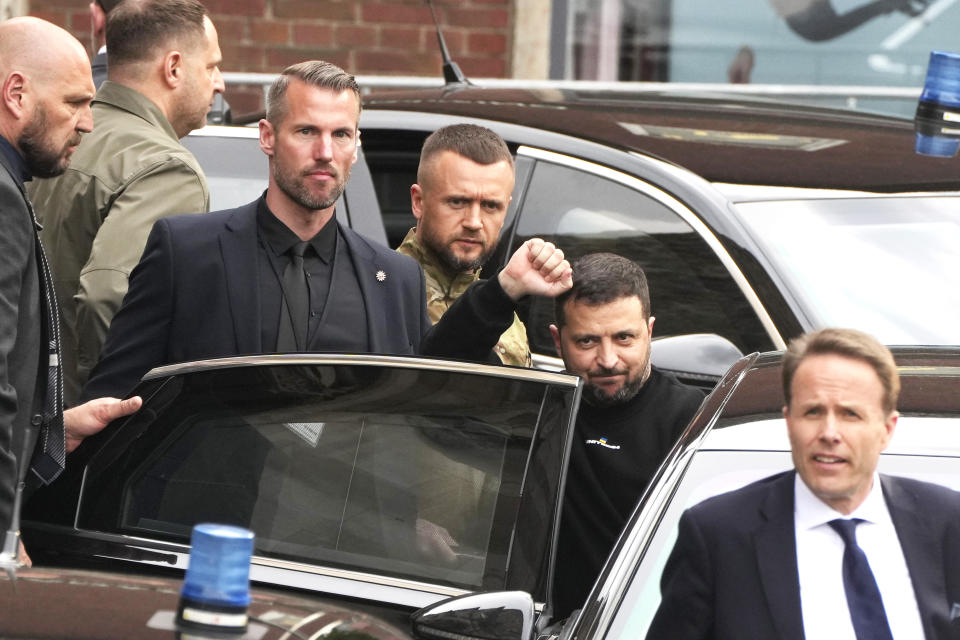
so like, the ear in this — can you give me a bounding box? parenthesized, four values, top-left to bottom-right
(162, 51, 184, 89)
(258, 118, 275, 157)
(1, 72, 28, 120)
(647, 315, 655, 338)
(411, 183, 424, 222)
(352, 130, 360, 164)
(90, 2, 107, 34)
(881, 410, 898, 450)
(549, 324, 562, 358)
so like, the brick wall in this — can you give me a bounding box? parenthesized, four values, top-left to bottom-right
(31, 0, 515, 116)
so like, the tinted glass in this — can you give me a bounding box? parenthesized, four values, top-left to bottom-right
(735, 196, 960, 344)
(77, 362, 578, 593)
(514, 160, 771, 354)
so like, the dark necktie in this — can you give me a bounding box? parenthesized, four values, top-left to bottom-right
(28, 205, 66, 484)
(828, 518, 894, 640)
(277, 241, 310, 351)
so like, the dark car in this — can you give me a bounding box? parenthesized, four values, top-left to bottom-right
(20, 355, 583, 636)
(185, 87, 960, 385)
(18, 349, 960, 639)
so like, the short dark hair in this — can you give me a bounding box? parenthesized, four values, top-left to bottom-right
(782, 328, 899, 413)
(266, 60, 361, 126)
(417, 124, 513, 185)
(554, 253, 651, 328)
(106, 0, 208, 67)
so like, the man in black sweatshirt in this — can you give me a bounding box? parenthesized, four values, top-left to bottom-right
(550, 253, 705, 619)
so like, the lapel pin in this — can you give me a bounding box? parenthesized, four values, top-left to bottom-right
(375, 269, 387, 282)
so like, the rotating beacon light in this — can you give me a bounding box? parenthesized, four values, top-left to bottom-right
(915, 51, 960, 157)
(178, 523, 255, 634)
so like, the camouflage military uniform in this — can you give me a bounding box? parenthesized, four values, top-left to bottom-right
(397, 228, 532, 367)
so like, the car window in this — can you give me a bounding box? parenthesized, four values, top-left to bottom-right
(74, 361, 578, 596)
(182, 132, 268, 210)
(511, 159, 771, 355)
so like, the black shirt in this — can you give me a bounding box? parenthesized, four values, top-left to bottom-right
(256, 198, 336, 351)
(553, 367, 705, 618)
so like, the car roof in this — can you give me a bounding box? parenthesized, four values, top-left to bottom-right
(364, 87, 960, 193)
(697, 346, 960, 455)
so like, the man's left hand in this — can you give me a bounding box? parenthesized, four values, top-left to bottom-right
(498, 238, 573, 301)
(64, 396, 143, 453)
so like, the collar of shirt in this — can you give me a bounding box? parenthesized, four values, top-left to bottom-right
(794, 471, 890, 530)
(257, 198, 337, 264)
(0, 134, 31, 187)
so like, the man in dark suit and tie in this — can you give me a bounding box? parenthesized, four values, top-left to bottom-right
(81, 59, 572, 402)
(647, 327, 960, 640)
(0, 17, 142, 568)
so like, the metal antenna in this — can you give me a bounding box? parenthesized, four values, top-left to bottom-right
(426, 0, 469, 86)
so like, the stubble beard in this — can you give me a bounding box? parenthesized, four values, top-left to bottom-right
(274, 162, 346, 212)
(18, 106, 76, 178)
(422, 225, 496, 273)
(582, 358, 652, 408)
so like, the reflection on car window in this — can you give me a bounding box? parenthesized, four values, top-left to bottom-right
(78, 363, 575, 592)
(514, 161, 771, 354)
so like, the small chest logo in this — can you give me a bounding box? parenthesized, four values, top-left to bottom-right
(585, 437, 621, 450)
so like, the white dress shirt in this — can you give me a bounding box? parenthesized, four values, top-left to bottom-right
(794, 473, 926, 639)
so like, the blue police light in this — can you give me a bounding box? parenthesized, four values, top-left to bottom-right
(177, 523, 255, 634)
(915, 51, 960, 158)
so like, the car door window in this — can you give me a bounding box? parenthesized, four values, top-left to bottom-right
(512, 158, 771, 355)
(74, 360, 578, 596)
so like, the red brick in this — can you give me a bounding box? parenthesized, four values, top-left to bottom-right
(336, 24, 378, 48)
(275, 0, 355, 21)
(267, 47, 349, 70)
(221, 43, 267, 70)
(223, 86, 265, 119)
(361, 3, 433, 25)
(468, 0, 510, 5)
(249, 21, 291, 45)
(206, 0, 266, 17)
(445, 7, 509, 28)
(459, 56, 506, 78)
(69, 11, 92, 34)
(437, 29, 466, 55)
(215, 17, 248, 43)
(29, 9, 68, 25)
(356, 50, 439, 75)
(293, 24, 335, 47)
(467, 32, 506, 55)
(380, 26, 422, 50)
(32, 0, 75, 8)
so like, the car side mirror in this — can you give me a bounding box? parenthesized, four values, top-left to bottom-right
(411, 591, 535, 640)
(650, 333, 744, 379)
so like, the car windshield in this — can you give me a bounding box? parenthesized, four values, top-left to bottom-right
(734, 195, 960, 344)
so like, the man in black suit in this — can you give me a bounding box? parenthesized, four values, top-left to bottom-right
(647, 328, 960, 640)
(81, 60, 572, 402)
(0, 17, 142, 566)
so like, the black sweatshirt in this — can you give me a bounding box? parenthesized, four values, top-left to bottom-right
(552, 367, 704, 618)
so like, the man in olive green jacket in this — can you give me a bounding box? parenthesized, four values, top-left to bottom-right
(398, 124, 531, 367)
(29, 0, 224, 404)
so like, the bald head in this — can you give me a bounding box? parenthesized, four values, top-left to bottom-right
(0, 17, 94, 177)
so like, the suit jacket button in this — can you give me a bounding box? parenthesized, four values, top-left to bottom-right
(31, 414, 43, 426)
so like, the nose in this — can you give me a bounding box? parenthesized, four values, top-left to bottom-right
(818, 411, 841, 442)
(313, 134, 334, 162)
(596, 340, 619, 370)
(212, 67, 226, 94)
(462, 204, 482, 230)
(78, 103, 94, 134)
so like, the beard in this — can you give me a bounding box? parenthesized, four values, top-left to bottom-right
(274, 161, 347, 211)
(18, 105, 78, 178)
(422, 227, 497, 273)
(581, 357, 651, 408)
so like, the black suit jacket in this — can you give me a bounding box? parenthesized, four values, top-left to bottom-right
(0, 151, 45, 534)
(81, 199, 434, 401)
(647, 470, 960, 640)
